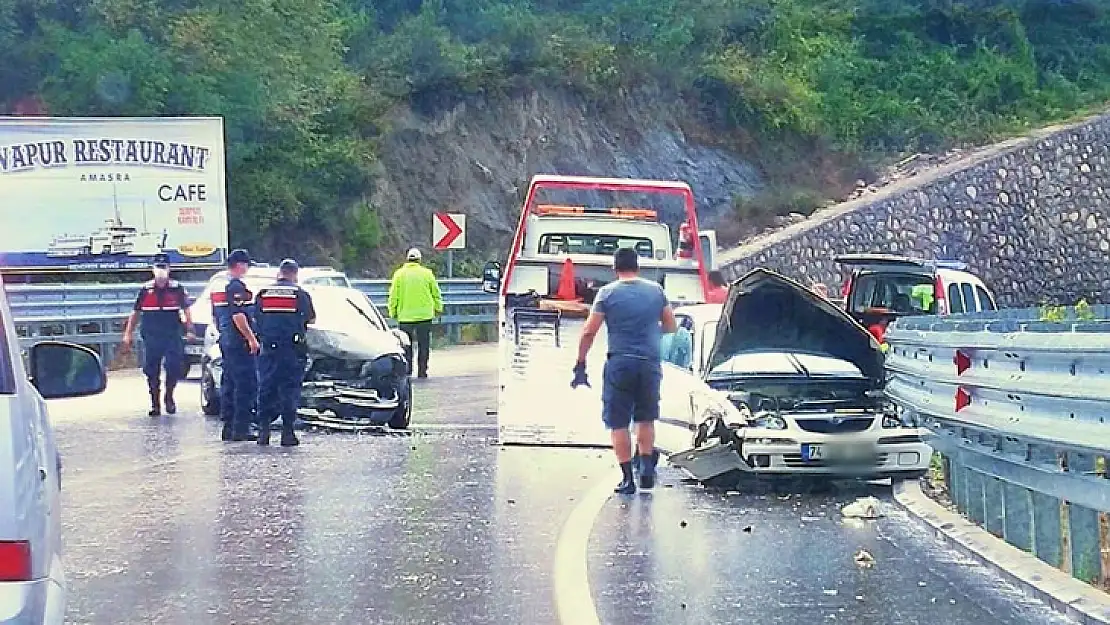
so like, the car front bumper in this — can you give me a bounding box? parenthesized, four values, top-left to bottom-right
(669, 428, 933, 481)
(737, 439, 932, 476)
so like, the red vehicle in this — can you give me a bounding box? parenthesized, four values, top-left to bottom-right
(484, 174, 717, 447)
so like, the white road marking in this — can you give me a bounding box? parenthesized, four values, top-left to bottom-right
(553, 467, 621, 625)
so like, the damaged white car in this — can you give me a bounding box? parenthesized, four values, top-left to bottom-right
(666, 269, 932, 482)
(200, 285, 413, 430)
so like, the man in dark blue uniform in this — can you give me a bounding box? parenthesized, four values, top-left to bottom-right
(209, 271, 237, 429)
(255, 259, 316, 446)
(221, 248, 261, 442)
(122, 254, 196, 416)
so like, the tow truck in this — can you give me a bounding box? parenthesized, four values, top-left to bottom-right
(483, 174, 718, 447)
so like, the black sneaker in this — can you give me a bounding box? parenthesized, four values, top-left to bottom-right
(164, 394, 176, 415)
(280, 434, 300, 447)
(148, 406, 161, 417)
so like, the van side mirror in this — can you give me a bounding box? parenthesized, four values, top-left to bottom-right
(29, 341, 107, 399)
(481, 261, 502, 294)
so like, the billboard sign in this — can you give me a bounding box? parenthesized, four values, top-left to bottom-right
(0, 117, 229, 272)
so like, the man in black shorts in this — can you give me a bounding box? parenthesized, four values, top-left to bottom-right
(572, 247, 678, 494)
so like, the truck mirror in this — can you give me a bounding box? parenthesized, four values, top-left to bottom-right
(482, 261, 502, 294)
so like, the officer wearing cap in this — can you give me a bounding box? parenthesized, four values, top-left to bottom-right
(122, 253, 195, 416)
(221, 248, 261, 441)
(254, 258, 316, 446)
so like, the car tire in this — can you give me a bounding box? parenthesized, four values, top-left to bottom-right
(200, 369, 220, 417)
(388, 378, 412, 430)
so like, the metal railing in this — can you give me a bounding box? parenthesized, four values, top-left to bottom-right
(5, 279, 497, 360)
(884, 305, 1110, 589)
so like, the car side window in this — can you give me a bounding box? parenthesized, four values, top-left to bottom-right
(701, 320, 718, 372)
(960, 283, 977, 312)
(0, 308, 15, 394)
(947, 283, 964, 314)
(975, 285, 997, 311)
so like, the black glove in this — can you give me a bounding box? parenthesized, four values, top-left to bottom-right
(571, 361, 590, 389)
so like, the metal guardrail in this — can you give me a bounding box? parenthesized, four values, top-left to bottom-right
(4, 279, 497, 361)
(884, 306, 1110, 589)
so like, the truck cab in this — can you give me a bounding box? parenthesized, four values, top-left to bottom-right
(485, 175, 718, 447)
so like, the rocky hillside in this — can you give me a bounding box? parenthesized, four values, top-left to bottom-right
(364, 86, 762, 271)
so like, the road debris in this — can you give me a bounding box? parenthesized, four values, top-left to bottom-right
(853, 549, 875, 568)
(842, 496, 884, 519)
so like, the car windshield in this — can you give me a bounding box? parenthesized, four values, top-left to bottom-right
(303, 275, 351, 288)
(309, 289, 387, 332)
(707, 351, 865, 379)
(538, 233, 655, 258)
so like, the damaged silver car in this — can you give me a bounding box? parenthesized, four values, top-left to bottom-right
(200, 285, 413, 431)
(667, 268, 932, 482)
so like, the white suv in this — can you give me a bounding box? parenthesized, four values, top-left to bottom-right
(1, 283, 107, 624)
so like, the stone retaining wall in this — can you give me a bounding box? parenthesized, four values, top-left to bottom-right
(716, 113, 1110, 307)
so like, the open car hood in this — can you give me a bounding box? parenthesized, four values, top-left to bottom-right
(704, 268, 884, 383)
(305, 326, 403, 361)
(301, 286, 404, 362)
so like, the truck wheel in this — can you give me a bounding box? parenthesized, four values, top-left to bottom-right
(388, 380, 412, 430)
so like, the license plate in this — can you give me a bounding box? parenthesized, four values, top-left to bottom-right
(801, 444, 873, 462)
(185, 345, 203, 356)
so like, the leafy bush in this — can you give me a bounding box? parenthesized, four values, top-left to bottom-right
(5, 0, 1110, 272)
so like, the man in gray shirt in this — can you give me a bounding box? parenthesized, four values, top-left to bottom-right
(572, 247, 678, 494)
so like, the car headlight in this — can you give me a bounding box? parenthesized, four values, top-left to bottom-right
(750, 413, 788, 430)
(689, 389, 743, 426)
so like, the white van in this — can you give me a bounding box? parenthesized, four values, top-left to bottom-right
(0, 284, 107, 624)
(835, 254, 998, 321)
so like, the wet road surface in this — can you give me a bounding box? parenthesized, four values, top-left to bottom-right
(51, 344, 1074, 624)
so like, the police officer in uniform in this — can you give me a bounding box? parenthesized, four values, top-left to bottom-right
(255, 259, 316, 446)
(221, 249, 261, 441)
(122, 254, 196, 416)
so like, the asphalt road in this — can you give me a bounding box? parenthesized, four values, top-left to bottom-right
(50, 344, 1073, 625)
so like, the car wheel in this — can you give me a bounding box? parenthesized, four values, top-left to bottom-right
(388, 379, 412, 430)
(200, 369, 220, 417)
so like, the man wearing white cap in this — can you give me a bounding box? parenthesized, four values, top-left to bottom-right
(387, 247, 443, 378)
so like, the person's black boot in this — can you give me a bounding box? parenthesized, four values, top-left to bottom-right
(280, 414, 299, 446)
(148, 387, 161, 417)
(163, 384, 177, 415)
(257, 417, 271, 446)
(638, 448, 660, 490)
(614, 461, 636, 494)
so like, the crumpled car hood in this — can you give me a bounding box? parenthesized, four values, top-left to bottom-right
(705, 268, 884, 383)
(305, 324, 404, 362)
